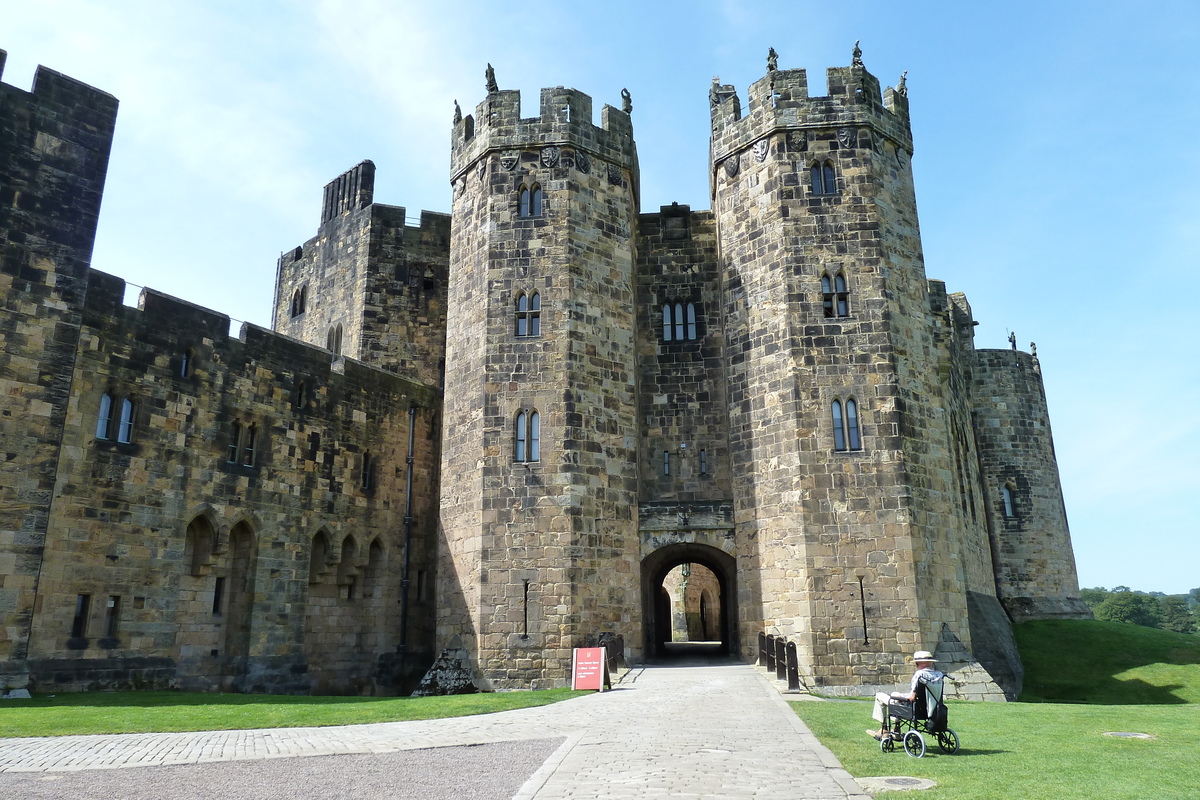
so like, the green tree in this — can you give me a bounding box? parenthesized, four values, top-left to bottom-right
(1079, 587, 1110, 609)
(1093, 592, 1163, 628)
(1159, 596, 1197, 634)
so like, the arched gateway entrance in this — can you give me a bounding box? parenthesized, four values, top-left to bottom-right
(641, 542, 738, 659)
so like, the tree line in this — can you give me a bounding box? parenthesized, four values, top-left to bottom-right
(1080, 586, 1199, 634)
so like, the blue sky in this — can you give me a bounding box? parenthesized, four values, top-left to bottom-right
(4, 0, 1198, 594)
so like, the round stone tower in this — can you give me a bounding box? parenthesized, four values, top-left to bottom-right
(439, 80, 642, 688)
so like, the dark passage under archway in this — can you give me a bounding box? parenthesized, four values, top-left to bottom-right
(641, 542, 738, 661)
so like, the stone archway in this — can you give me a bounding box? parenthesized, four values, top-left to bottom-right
(641, 542, 737, 659)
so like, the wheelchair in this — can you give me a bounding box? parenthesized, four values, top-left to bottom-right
(878, 678, 959, 758)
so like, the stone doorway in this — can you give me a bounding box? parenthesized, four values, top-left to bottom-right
(641, 542, 737, 660)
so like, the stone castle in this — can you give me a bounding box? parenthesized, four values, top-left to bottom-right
(0, 45, 1089, 699)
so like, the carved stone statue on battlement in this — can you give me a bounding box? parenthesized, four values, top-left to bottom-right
(453, 100, 462, 124)
(621, 88, 632, 114)
(852, 40, 864, 68)
(897, 71, 908, 97)
(485, 63, 498, 93)
(767, 48, 778, 72)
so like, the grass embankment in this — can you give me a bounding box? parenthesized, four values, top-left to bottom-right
(0, 688, 586, 739)
(790, 620, 1200, 800)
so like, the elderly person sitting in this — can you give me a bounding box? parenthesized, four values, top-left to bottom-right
(868, 650, 943, 740)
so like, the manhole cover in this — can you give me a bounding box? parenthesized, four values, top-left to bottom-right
(1103, 732, 1154, 739)
(886, 778, 923, 786)
(858, 776, 937, 793)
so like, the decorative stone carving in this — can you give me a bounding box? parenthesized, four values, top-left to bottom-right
(607, 163, 622, 185)
(575, 151, 591, 174)
(485, 63, 498, 93)
(541, 146, 560, 168)
(767, 47, 778, 72)
(753, 139, 769, 163)
(787, 131, 807, 152)
(621, 88, 632, 114)
(723, 154, 740, 178)
(837, 128, 855, 148)
(897, 70, 908, 97)
(500, 151, 519, 171)
(476, 159, 487, 181)
(453, 100, 462, 125)
(852, 40, 863, 68)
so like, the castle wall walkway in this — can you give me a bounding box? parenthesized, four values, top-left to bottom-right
(0, 663, 868, 799)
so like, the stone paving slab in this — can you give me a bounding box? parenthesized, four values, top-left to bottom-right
(0, 664, 869, 799)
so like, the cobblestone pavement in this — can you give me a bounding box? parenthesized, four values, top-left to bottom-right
(0, 664, 868, 799)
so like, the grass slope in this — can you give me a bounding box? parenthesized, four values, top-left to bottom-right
(791, 619, 1200, 800)
(0, 689, 586, 738)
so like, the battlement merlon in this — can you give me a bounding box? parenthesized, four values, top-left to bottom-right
(450, 86, 637, 180)
(710, 64, 911, 165)
(321, 160, 375, 225)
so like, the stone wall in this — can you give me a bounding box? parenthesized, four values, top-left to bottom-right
(0, 54, 117, 688)
(25, 272, 440, 693)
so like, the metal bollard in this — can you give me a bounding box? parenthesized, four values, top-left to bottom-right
(758, 632, 768, 667)
(765, 634, 777, 672)
(786, 641, 800, 691)
(775, 637, 787, 681)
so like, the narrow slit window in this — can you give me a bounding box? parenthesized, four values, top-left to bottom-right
(104, 595, 120, 638)
(846, 399, 861, 450)
(823, 162, 836, 193)
(117, 398, 134, 444)
(1001, 486, 1015, 518)
(686, 303, 697, 340)
(516, 412, 527, 462)
(835, 273, 850, 317)
(361, 452, 375, 491)
(531, 185, 543, 216)
(821, 275, 834, 317)
(700, 449, 708, 475)
(519, 186, 531, 217)
(663, 450, 670, 475)
(181, 348, 194, 378)
(96, 393, 113, 439)
(242, 424, 257, 466)
(673, 303, 684, 341)
(833, 398, 863, 452)
(529, 293, 541, 335)
(662, 304, 672, 341)
(71, 594, 91, 639)
(529, 411, 540, 462)
(213, 576, 225, 615)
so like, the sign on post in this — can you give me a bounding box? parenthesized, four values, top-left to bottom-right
(571, 647, 611, 691)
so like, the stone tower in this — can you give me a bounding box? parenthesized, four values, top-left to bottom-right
(710, 57, 1003, 689)
(440, 83, 641, 687)
(0, 52, 118, 685)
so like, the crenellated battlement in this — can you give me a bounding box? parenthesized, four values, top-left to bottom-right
(450, 84, 635, 181)
(709, 59, 911, 167)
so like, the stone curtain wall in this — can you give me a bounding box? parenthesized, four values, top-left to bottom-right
(971, 349, 1089, 622)
(0, 55, 117, 688)
(441, 86, 641, 688)
(634, 206, 731, 504)
(27, 272, 440, 693)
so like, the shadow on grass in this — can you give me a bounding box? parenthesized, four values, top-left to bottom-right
(1015, 619, 1200, 705)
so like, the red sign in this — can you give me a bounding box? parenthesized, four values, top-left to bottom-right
(571, 647, 610, 691)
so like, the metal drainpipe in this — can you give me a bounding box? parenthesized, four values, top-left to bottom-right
(398, 405, 416, 691)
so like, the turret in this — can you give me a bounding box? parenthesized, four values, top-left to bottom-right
(439, 72, 642, 689)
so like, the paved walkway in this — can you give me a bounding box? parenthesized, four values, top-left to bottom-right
(0, 664, 869, 799)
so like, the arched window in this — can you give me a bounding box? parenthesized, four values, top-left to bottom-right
(661, 301, 701, 341)
(96, 392, 113, 439)
(290, 288, 306, 318)
(519, 186, 531, 217)
(821, 273, 850, 318)
(1001, 485, 1015, 518)
(811, 161, 837, 195)
(294, 380, 306, 410)
(515, 410, 540, 463)
(516, 292, 541, 336)
(228, 421, 242, 463)
(117, 398, 135, 444)
(326, 324, 343, 357)
(531, 185, 543, 216)
(832, 398, 863, 452)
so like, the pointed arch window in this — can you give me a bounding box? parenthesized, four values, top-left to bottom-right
(96, 393, 113, 439)
(811, 160, 837, 195)
(326, 324, 343, 357)
(821, 272, 851, 318)
(1001, 485, 1015, 518)
(290, 286, 307, 317)
(242, 424, 257, 466)
(519, 184, 544, 218)
(516, 292, 541, 336)
(661, 301, 700, 341)
(832, 397, 863, 452)
(515, 410, 540, 463)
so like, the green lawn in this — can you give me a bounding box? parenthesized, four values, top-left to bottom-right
(790, 620, 1200, 800)
(0, 688, 586, 738)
